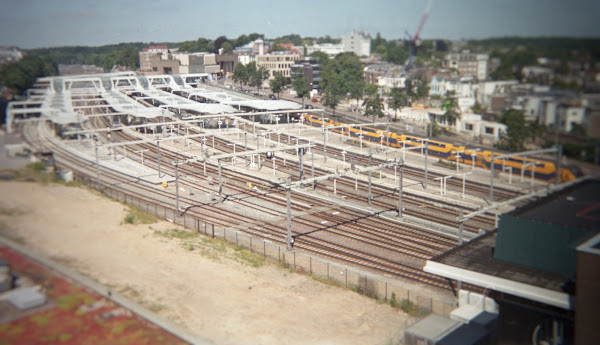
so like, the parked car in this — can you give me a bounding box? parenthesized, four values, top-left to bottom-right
(311, 98, 318, 103)
(269, 94, 277, 100)
(305, 105, 313, 109)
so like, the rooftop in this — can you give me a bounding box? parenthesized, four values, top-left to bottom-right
(511, 179, 600, 232)
(432, 231, 569, 292)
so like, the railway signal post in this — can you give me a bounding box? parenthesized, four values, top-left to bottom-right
(397, 159, 404, 218)
(175, 156, 180, 212)
(424, 142, 429, 189)
(286, 177, 293, 251)
(156, 140, 162, 178)
(368, 151, 373, 207)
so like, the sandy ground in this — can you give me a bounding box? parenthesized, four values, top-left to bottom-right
(0, 181, 413, 345)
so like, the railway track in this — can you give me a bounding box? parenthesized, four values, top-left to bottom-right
(18, 88, 533, 294)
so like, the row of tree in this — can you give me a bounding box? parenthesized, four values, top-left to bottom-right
(232, 62, 269, 91)
(0, 55, 57, 95)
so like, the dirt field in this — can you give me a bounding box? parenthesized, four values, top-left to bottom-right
(0, 181, 414, 345)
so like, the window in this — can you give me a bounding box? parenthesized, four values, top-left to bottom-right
(485, 127, 494, 134)
(465, 123, 473, 131)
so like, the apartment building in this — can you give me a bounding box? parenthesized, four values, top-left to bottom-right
(255, 52, 301, 79)
(291, 57, 321, 91)
(139, 46, 219, 75)
(306, 43, 344, 58)
(139, 45, 169, 73)
(342, 32, 371, 57)
(443, 51, 489, 81)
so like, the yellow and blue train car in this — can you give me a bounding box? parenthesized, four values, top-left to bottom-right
(479, 151, 558, 182)
(300, 114, 578, 183)
(395, 135, 463, 159)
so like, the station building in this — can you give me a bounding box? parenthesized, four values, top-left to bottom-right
(424, 179, 600, 345)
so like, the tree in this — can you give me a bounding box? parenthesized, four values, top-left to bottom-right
(250, 65, 269, 90)
(271, 43, 288, 52)
(292, 71, 310, 107)
(309, 51, 329, 66)
(442, 93, 461, 126)
(269, 72, 286, 98)
(389, 87, 408, 120)
(385, 45, 409, 65)
(213, 36, 229, 53)
(471, 101, 485, 114)
(497, 109, 532, 152)
(193, 37, 213, 52)
(321, 68, 344, 117)
(362, 93, 384, 123)
(0, 55, 57, 95)
(221, 42, 233, 54)
(412, 73, 430, 100)
(427, 119, 442, 138)
(234, 34, 250, 48)
(232, 63, 248, 89)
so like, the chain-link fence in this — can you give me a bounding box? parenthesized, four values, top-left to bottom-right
(74, 172, 457, 317)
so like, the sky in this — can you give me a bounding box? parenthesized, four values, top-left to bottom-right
(1, 0, 599, 49)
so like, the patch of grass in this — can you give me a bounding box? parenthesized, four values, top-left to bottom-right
(123, 205, 159, 225)
(311, 275, 342, 288)
(389, 293, 429, 317)
(12, 162, 60, 185)
(155, 228, 197, 240)
(234, 248, 265, 267)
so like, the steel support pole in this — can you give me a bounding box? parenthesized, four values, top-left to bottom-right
(311, 147, 315, 190)
(424, 144, 429, 189)
(398, 160, 403, 217)
(95, 144, 99, 184)
(175, 160, 180, 211)
(256, 136, 260, 169)
(368, 153, 372, 206)
(386, 122, 390, 149)
(458, 209, 464, 245)
(286, 178, 293, 251)
(218, 159, 222, 195)
(323, 128, 327, 163)
(157, 140, 161, 178)
(299, 149, 304, 181)
(490, 152, 495, 204)
(244, 132, 248, 165)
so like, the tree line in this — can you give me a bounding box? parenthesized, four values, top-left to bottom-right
(0, 55, 57, 96)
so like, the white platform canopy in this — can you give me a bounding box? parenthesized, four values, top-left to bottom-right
(423, 261, 573, 310)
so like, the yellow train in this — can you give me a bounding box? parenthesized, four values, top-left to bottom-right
(301, 114, 578, 183)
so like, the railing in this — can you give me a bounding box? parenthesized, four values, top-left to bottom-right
(74, 172, 457, 318)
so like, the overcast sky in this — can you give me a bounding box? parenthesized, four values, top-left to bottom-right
(2, 0, 599, 49)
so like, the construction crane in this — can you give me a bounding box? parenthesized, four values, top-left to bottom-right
(406, 0, 434, 68)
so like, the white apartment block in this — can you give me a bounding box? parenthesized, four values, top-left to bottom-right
(255, 53, 301, 79)
(443, 51, 489, 81)
(237, 54, 255, 65)
(305, 43, 344, 58)
(342, 32, 371, 57)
